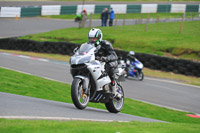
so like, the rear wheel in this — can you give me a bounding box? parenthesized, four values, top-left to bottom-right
(71, 78, 90, 109)
(138, 71, 144, 81)
(105, 84, 124, 113)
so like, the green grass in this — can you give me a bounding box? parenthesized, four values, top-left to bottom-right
(1, 67, 200, 124)
(6, 0, 200, 2)
(42, 12, 199, 20)
(1, 119, 200, 133)
(19, 21, 200, 61)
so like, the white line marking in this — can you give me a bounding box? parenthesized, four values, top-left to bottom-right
(132, 97, 192, 113)
(0, 116, 128, 122)
(2, 52, 11, 55)
(18, 55, 29, 59)
(39, 58, 49, 62)
(0, 66, 65, 84)
(145, 77, 200, 89)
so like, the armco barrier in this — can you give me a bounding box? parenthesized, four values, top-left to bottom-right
(1, 4, 200, 18)
(21, 7, 41, 17)
(0, 38, 200, 77)
(127, 5, 141, 13)
(61, 5, 77, 15)
(186, 5, 199, 12)
(76, 4, 95, 15)
(141, 4, 158, 13)
(0, 7, 21, 17)
(41, 5, 61, 16)
(111, 4, 127, 14)
(95, 5, 110, 14)
(157, 5, 171, 13)
(171, 4, 186, 13)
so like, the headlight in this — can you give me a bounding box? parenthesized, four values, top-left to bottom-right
(78, 56, 92, 64)
(70, 57, 77, 65)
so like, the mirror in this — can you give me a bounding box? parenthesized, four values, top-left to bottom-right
(73, 47, 78, 53)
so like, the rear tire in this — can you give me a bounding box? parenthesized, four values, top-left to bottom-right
(105, 84, 124, 113)
(71, 78, 89, 110)
(138, 71, 144, 81)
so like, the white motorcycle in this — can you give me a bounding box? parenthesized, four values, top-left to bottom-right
(70, 43, 125, 113)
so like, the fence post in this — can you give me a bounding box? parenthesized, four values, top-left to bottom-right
(179, 14, 184, 34)
(145, 13, 149, 32)
(78, 21, 81, 28)
(88, 13, 92, 28)
(114, 14, 118, 29)
(81, 15, 85, 28)
(156, 15, 159, 23)
(123, 14, 126, 26)
(137, 19, 140, 24)
(140, 14, 143, 24)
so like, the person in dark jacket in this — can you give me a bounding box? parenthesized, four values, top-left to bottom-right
(101, 8, 108, 27)
(109, 8, 115, 26)
(88, 28, 118, 94)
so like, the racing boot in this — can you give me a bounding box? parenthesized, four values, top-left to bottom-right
(111, 80, 122, 100)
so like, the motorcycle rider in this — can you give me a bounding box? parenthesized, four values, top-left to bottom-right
(88, 28, 119, 96)
(126, 51, 136, 64)
(126, 51, 137, 68)
(125, 51, 137, 74)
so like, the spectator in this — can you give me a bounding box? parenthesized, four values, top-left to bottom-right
(81, 8, 87, 20)
(109, 8, 115, 26)
(101, 8, 108, 27)
(101, 9, 105, 27)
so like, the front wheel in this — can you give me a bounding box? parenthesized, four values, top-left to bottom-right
(105, 84, 124, 113)
(71, 78, 90, 110)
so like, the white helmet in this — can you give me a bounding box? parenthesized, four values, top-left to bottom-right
(129, 51, 135, 56)
(88, 28, 103, 45)
(128, 51, 135, 58)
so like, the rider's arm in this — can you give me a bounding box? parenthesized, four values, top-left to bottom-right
(102, 40, 118, 62)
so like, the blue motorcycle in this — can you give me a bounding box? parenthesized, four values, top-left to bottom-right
(124, 59, 144, 81)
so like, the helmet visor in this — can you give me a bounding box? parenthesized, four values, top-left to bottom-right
(89, 37, 98, 44)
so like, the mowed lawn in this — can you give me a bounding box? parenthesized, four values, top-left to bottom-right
(20, 21, 200, 61)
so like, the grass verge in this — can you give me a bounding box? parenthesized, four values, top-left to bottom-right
(19, 21, 200, 62)
(1, 119, 200, 133)
(5, 0, 200, 1)
(1, 67, 200, 124)
(42, 12, 199, 20)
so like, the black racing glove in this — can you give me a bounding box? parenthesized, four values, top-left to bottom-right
(95, 56, 107, 62)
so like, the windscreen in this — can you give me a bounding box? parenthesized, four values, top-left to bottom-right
(78, 43, 94, 55)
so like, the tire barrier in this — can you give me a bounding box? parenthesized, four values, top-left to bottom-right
(0, 38, 80, 56)
(0, 38, 200, 77)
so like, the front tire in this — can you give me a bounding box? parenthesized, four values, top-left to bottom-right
(71, 78, 90, 110)
(105, 84, 124, 113)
